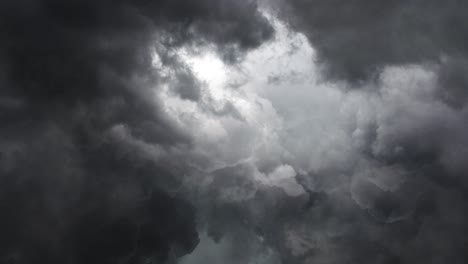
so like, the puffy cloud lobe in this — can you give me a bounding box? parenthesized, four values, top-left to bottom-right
(0, 123, 199, 264)
(0, 0, 274, 263)
(274, 0, 468, 92)
(271, 65, 468, 264)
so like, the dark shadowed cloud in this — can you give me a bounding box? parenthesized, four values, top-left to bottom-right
(274, 0, 468, 89)
(0, 0, 273, 263)
(2, 1, 468, 264)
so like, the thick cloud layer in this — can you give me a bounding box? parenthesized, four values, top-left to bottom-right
(0, 0, 273, 263)
(274, 0, 468, 91)
(2, 1, 468, 264)
(167, 17, 468, 264)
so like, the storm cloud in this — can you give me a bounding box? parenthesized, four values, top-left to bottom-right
(274, 0, 468, 90)
(169, 11, 468, 263)
(2, 1, 468, 264)
(0, 0, 273, 263)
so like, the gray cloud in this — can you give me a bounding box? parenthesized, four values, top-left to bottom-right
(168, 21, 468, 263)
(272, 0, 468, 92)
(0, 0, 273, 263)
(2, 1, 468, 264)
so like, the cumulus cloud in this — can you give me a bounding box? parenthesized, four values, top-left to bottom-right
(0, 0, 273, 263)
(163, 15, 468, 263)
(273, 0, 468, 92)
(2, 1, 468, 264)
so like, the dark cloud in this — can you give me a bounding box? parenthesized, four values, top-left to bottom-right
(3, 0, 468, 263)
(0, 0, 273, 263)
(213, 7, 468, 261)
(194, 162, 467, 264)
(177, 61, 468, 263)
(274, 0, 468, 87)
(436, 57, 468, 109)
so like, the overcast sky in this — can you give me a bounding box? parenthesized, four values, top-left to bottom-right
(1, 1, 468, 263)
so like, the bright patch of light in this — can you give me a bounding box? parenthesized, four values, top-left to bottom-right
(185, 52, 227, 87)
(177, 49, 229, 102)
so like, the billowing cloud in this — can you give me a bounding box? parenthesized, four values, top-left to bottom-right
(272, 0, 468, 94)
(161, 15, 468, 263)
(2, 1, 468, 264)
(0, 0, 273, 263)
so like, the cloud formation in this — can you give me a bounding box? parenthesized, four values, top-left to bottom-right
(2, 1, 468, 264)
(165, 16, 468, 263)
(0, 0, 273, 263)
(274, 0, 468, 90)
